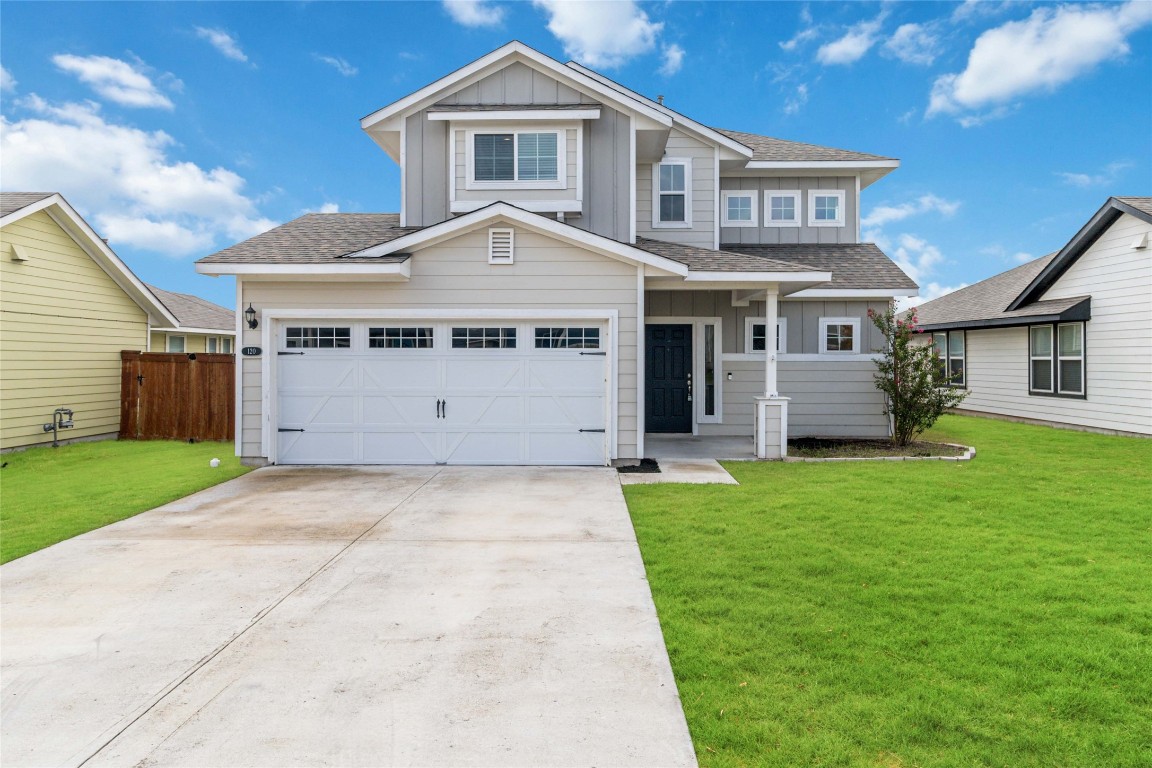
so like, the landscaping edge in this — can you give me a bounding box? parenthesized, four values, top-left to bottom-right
(783, 443, 976, 463)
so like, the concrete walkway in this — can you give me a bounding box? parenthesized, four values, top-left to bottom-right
(1, 466, 696, 768)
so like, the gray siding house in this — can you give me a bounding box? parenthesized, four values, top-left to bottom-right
(197, 42, 917, 466)
(915, 197, 1152, 437)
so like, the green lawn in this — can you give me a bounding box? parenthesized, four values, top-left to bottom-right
(625, 415, 1152, 767)
(1, 440, 249, 564)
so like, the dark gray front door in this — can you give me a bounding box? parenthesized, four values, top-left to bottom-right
(645, 325, 692, 433)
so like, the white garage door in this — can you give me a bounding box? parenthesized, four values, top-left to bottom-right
(275, 321, 608, 465)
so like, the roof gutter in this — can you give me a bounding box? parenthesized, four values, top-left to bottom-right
(918, 298, 1091, 332)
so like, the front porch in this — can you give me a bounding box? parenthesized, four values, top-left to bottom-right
(645, 434, 756, 460)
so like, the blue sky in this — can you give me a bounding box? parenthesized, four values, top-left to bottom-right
(2, 1, 1149, 310)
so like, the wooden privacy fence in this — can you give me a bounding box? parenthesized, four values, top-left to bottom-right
(120, 351, 234, 441)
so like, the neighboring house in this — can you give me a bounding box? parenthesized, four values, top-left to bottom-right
(0, 193, 178, 450)
(197, 41, 917, 466)
(147, 285, 236, 354)
(915, 197, 1151, 437)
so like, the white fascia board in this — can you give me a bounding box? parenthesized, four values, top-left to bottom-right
(344, 202, 688, 277)
(450, 199, 582, 214)
(10, 195, 182, 328)
(565, 62, 753, 160)
(744, 160, 900, 171)
(683, 271, 832, 283)
(360, 42, 670, 131)
(195, 261, 412, 279)
(788, 288, 919, 298)
(178, 326, 238, 337)
(428, 108, 601, 121)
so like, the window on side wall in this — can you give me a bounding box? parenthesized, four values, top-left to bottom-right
(818, 317, 859, 354)
(765, 191, 800, 227)
(745, 317, 787, 354)
(207, 337, 218, 353)
(721, 190, 758, 227)
(808, 190, 845, 227)
(1031, 322, 1085, 396)
(653, 159, 691, 227)
(471, 131, 560, 185)
(931, 331, 966, 387)
(167, 335, 186, 353)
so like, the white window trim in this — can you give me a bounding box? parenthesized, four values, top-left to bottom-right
(808, 189, 846, 228)
(764, 190, 801, 228)
(743, 316, 787, 354)
(818, 316, 860, 354)
(166, 335, 186, 353)
(1056, 322, 1085, 396)
(464, 128, 566, 191)
(1029, 325, 1054, 393)
(721, 190, 758, 228)
(651, 157, 693, 229)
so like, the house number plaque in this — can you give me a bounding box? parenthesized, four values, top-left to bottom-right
(241, 347, 262, 357)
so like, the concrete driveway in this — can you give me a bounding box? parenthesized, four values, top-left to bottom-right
(1, 466, 696, 767)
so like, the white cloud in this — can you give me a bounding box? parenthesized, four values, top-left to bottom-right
(533, 0, 662, 68)
(52, 54, 173, 110)
(1, 65, 16, 93)
(928, 2, 1152, 121)
(1057, 161, 1134, 188)
(883, 23, 940, 66)
(784, 83, 809, 115)
(315, 54, 358, 77)
(981, 244, 1036, 264)
(194, 27, 249, 63)
(442, 0, 505, 28)
(816, 16, 884, 65)
(0, 96, 275, 257)
(659, 44, 685, 76)
(862, 194, 961, 228)
(300, 202, 341, 215)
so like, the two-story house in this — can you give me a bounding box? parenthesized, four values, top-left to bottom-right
(197, 42, 917, 467)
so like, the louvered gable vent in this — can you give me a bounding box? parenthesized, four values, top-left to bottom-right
(488, 227, 514, 264)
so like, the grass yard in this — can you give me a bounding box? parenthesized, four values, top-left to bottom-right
(625, 415, 1152, 767)
(1, 440, 249, 564)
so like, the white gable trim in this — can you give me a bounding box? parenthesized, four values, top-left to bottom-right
(360, 42, 671, 132)
(744, 160, 900, 171)
(428, 108, 601, 122)
(344, 202, 688, 276)
(2, 194, 180, 328)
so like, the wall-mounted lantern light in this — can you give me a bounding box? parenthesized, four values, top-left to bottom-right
(245, 303, 258, 330)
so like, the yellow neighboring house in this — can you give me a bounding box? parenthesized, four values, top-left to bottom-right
(0, 193, 179, 450)
(147, 285, 236, 354)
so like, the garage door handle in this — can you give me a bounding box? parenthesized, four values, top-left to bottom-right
(278, 351, 305, 356)
(579, 351, 607, 356)
(579, 428, 606, 433)
(278, 428, 305, 433)
(442, 400, 447, 419)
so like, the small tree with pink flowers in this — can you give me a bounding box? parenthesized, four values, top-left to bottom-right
(869, 304, 968, 446)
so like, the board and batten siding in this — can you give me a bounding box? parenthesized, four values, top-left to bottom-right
(452, 126, 579, 204)
(959, 212, 1152, 435)
(719, 176, 859, 245)
(0, 210, 148, 449)
(239, 225, 640, 460)
(635, 128, 716, 248)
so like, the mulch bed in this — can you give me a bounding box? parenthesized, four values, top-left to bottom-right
(787, 438, 967, 459)
(617, 458, 661, 474)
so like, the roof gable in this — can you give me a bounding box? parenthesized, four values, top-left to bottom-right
(0, 192, 178, 327)
(1008, 197, 1152, 310)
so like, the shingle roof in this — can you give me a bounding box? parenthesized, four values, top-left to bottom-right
(712, 129, 895, 163)
(0, 192, 55, 218)
(635, 238, 823, 273)
(198, 213, 416, 263)
(719, 243, 917, 290)
(913, 253, 1089, 329)
(146, 285, 235, 332)
(1116, 197, 1152, 217)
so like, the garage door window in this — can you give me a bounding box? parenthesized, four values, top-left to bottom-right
(534, 327, 600, 349)
(452, 327, 516, 349)
(285, 327, 351, 349)
(369, 327, 434, 349)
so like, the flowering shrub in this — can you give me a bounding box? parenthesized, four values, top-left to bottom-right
(869, 304, 968, 446)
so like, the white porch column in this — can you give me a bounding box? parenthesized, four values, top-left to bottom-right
(756, 284, 789, 459)
(764, 286, 779, 397)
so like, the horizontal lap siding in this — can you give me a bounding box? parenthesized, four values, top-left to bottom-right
(1, 211, 148, 449)
(240, 227, 640, 460)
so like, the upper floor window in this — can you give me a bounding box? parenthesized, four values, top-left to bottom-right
(653, 159, 692, 228)
(808, 190, 845, 227)
(470, 131, 560, 186)
(819, 317, 859, 354)
(721, 190, 758, 227)
(765, 191, 801, 227)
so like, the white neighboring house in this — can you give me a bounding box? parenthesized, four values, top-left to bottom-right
(915, 197, 1151, 437)
(196, 41, 918, 467)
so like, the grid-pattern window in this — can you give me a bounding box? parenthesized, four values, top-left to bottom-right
(819, 318, 858, 353)
(725, 194, 753, 223)
(813, 195, 840, 222)
(452, 327, 516, 349)
(369, 327, 434, 349)
(658, 162, 687, 223)
(285, 327, 351, 349)
(517, 133, 558, 181)
(1057, 323, 1084, 394)
(474, 134, 515, 181)
(931, 331, 966, 387)
(534, 327, 600, 349)
(749, 320, 786, 353)
(767, 192, 799, 225)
